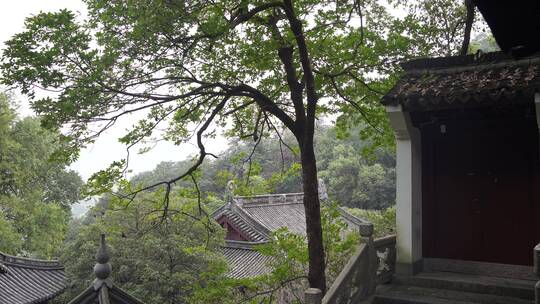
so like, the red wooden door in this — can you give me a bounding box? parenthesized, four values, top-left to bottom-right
(425, 119, 537, 266)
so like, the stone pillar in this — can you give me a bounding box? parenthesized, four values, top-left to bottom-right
(360, 224, 378, 296)
(386, 105, 423, 276)
(304, 288, 322, 304)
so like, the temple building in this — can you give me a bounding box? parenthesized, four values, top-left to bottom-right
(0, 252, 66, 304)
(383, 51, 540, 277)
(212, 192, 368, 279)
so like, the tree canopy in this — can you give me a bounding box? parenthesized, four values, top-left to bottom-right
(0, 94, 83, 257)
(1, 0, 487, 291)
(126, 125, 395, 211)
(55, 191, 226, 304)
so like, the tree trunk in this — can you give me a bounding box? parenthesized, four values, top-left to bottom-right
(460, 0, 475, 55)
(300, 139, 327, 293)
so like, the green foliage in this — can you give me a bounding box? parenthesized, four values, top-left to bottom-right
(55, 190, 226, 304)
(84, 160, 127, 196)
(389, 0, 488, 57)
(126, 126, 394, 210)
(0, 211, 23, 252)
(346, 207, 396, 238)
(469, 33, 500, 53)
(0, 94, 83, 257)
(317, 127, 395, 210)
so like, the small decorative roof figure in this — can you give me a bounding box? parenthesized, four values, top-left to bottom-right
(225, 179, 236, 203)
(318, 178, 329, 202)
(67, 234, 146, 304)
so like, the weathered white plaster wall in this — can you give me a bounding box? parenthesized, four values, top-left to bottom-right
(386, 105, 422, 275)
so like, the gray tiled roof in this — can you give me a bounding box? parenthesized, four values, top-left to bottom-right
(214, 192, 369, 279)
(0, 252, 66, 304)
(233, 193, 365, 236)
(235, 193, 304, 206)
(382, 52, 540, 111)
(221, 241, 274, 279)
(242, 200, 307, 235)
(68, 285, 146, 304)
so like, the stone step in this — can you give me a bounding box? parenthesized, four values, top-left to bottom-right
(392, 271, 536, 300)
(374, 284, 534, 304)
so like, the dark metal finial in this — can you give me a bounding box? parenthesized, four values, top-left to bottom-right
(96, 234, 110, 264)
(93, 234, 112, 280)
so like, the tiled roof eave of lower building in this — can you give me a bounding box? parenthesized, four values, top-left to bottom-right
(215, 193, 368, 240)
(0, 252, 67, 304)
(67, 283, 146, 304)
(1, 252, 64, 269)
(215, 205, 270, 242)
(233, 203, 273, 237)
(221, 241, 275, 279)
(215, 193, 370, 280)
(224, 240, 269, 249)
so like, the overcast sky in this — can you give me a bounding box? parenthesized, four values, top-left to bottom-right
(1, 1, 230, 181)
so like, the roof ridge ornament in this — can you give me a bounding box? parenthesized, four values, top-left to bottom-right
(67, 234, 146, 304)
(93, 234, 113, 291)
(473, 49, 485, 61)
(225, 180, 236, 203)
(0, 262, 7, 274)
(318, 178, 329, 202)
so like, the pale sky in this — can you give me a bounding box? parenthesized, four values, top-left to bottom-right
(0, 1, 230, 181)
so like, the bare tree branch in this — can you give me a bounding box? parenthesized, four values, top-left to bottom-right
(237, 276, 308, 304)
(114, 95, 230, 206)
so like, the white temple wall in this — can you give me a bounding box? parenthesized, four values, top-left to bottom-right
(386, 105, 423, 275)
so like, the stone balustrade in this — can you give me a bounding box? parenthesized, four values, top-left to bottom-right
(305, 228, 397, 304)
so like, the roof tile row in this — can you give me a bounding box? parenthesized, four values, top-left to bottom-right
(0, 253, 66, 304)
(382, 52, 540, 110)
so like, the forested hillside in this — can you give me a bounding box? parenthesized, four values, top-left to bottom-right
(130, 126, 395, 211)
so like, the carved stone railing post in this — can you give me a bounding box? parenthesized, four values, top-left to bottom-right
(305, 288, 322, 304)
(534, 243, 540, 304)
(359, 223, 378, 297)
(321, 233, 396, 304)
(374, 235, 397, 284)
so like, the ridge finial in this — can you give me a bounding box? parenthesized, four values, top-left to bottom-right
(93, 234, 112, 280)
